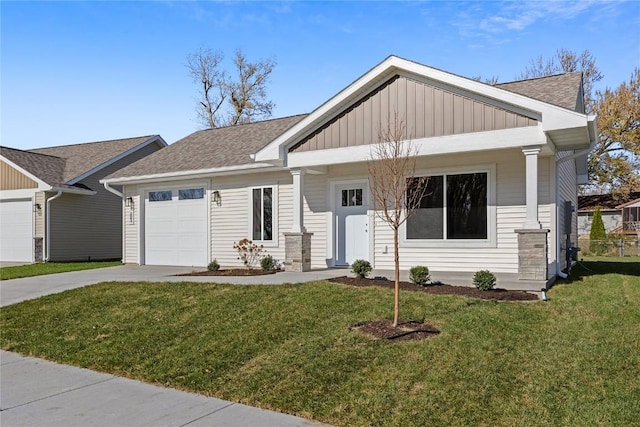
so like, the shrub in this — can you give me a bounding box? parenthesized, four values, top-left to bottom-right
(233, 238, 266, 269)
(351, 259, 372, 278)
(409, 265, 430, 286)
(207, 259, 220, 271)
(589, 206, 606, 255)
(261, 255, 275, 272)
(473, 270, 496, 291)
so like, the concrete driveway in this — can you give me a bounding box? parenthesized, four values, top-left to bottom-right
(0, 264, 343, 307)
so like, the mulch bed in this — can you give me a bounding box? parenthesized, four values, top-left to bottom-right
(179, 269, 278, 277)
(329, 276, 539, 302)
(352, 319, 440, 341)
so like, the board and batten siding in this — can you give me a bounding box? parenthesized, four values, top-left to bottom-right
(1, 160, 38, 190)
(290, 75, 537, 153)
(48, 143, 161, 261)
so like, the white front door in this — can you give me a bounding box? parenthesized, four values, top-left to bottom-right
(0, 199, 33, 262)
(144, 187, 207, 267)
(335, 183, 369, 266)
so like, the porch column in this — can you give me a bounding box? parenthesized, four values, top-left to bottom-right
(522, 146, 542, 229)
(290, 168, 306, 233)
(284, 168, 313, 272)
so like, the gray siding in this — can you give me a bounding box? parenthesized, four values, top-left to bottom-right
(556, 151, 579, 272)
(291, 75, 537, 153)
(1, 160, 37, 190)
(48, 143, 161, 261)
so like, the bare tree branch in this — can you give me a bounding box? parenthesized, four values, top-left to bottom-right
(187, 48, 226, 128)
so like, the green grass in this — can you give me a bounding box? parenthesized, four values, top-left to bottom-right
(1, 260, 639, 426)
(0, 261, 122, 280)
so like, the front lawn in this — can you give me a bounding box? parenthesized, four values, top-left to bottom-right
(1, 260, 639, 426)
(0, 261, 122, 280)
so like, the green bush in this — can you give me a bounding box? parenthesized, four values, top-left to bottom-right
(409, 265, 430, 286)
(207, 259, 220, 271)
(261, 255, 276, 272)
(589, 206, 607, 255)
(473, 270, 496, 291)
(351, 259, 372, 278)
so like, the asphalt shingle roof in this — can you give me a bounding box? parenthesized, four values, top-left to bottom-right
(106, 115, 308, 180)
(578, 192, 640, 211)
(496, 72, 584, 112)
(1, 135, 159, 187)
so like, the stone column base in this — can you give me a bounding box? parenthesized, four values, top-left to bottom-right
(34, 237, 43, 262)
(284, 232, 313, 272)
(515, 229, 549, 281)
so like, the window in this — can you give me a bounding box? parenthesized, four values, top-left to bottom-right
(252, 187, 273, 241)
(341, 188, 363, 207)
(407, 172, 488, 240)
(149, 190, 172, 202)
(178, 188, 205, 200)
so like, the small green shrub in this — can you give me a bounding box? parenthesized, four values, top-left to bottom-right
(409, 265, 431, 286)
(261, 255, 275, 272)
(351, 259, 372, 278)
(207, 259, 220, 271)
(473, 270, 496, 291)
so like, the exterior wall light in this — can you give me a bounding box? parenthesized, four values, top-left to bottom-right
(212, 190, 221, 205)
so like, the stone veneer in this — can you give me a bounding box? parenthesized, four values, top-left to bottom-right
(515, 229, 549, 281)
(284, 232, 313, 272)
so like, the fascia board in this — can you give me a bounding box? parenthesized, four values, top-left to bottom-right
(53, 186, 96, 195)
(288, 126, 546, 169)
(255, 55, 589, 163)
(67, 135, 168, 185)
(0, 155, 51, 190)
(100, 163, 282, 185)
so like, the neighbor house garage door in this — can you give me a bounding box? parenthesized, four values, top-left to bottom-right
(0, 199, 33, 262)
(144, 187, 207, 267)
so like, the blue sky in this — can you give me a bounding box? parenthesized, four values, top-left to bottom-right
(2, 0, 639, 149)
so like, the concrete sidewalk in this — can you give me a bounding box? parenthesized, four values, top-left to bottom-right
(0, 350, 325, 427)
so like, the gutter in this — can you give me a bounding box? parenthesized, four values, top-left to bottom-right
(103, 182, 123, 198)
(44, 190, 63, 262)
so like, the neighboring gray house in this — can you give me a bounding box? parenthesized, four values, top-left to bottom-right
(578, 192, 640, 236)
(102, 56, 596, 287)
(0, 135, 166, 262)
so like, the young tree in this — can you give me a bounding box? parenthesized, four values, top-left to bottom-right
(368, 113, 429, 327)
(186, 49, 276, 128)
(590, 68, 640, 198)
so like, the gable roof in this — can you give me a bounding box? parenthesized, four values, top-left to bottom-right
(255, 55, 596, 165)
(1, 135, 165, 189)
(104, 115, 307, 182)
(578, 192, 640, 211)
(496, 73, 584, 112)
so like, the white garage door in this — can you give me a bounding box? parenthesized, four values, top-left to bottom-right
(144, 187, 207, 267)
(0, 199, 33, 262)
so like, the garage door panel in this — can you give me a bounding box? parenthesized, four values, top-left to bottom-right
(144, 188, 207, 267)
(0, 199, 33, 262)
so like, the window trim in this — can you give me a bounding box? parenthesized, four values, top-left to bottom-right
(400, 164, 496, 248)
(248, 184, 279, 247)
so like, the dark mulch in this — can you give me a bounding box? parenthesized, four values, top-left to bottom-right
(179, 269, 277, 277)
(352, 319, 440, 341)
(329, 276, 539, 301)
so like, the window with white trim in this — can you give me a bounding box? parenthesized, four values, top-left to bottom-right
(406, 172, 488, 240)
(252, 187, 273, 241)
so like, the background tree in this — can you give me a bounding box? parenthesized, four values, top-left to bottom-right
(590, 68, 640, 197)
(518, 48, 603, 111)
(187, 49, 276, 128)
(368, 113, 429, 327)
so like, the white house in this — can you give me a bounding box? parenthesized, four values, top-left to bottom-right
(101, 56, 596, 286)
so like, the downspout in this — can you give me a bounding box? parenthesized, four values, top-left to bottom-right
(45, 190, 63, 262)
(103, 182, 125, 264)
(555, 116, 597, 279)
